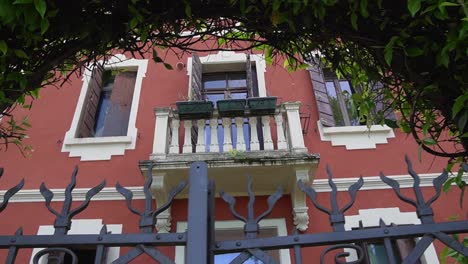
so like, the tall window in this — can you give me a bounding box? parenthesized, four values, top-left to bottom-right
(77, 68, 137, 138)
(323, 69, 359, 127)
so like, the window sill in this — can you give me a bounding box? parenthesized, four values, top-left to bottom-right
(317, 121, 395, 150)
(62, 135, 135, 161)
(64, 136, 132, 145)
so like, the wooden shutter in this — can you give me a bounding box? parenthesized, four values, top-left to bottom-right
(308, 62, 336, 127)
(371, 82, 396, 122)
(191, 52, 203, 100)
(102, 71, 137, 136)
(77, 66, 104, 138)
(246, 53, 254, 97)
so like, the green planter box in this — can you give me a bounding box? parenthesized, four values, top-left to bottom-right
(176, 101, 214, 120)
(247, 97, 277, 115)
(217, 99, 247, 117)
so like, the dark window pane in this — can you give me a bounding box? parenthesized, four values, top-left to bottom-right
(227, 72, 247, 88)
(203, 73, 227, 89)
(326, 81, 346, 126)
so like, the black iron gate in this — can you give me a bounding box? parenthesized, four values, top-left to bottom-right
(0, 159, 466, 264)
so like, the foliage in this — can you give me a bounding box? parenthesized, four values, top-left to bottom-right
(440, 234, 468, 263)
(0, 0, 466, 161)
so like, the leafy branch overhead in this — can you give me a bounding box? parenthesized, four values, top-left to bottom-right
(0, 0, 467, 161)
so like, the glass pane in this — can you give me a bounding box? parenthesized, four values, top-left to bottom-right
(367, 243, 390, 264)
(231, 92, 248, 99)
(325, 81, 346, 126)
(206, 94, 225, 106)
(94, 90, 112, 137)
(339, 81, 359, 126)
(203, 74, 227, 89)
(228, 72, 247, 88)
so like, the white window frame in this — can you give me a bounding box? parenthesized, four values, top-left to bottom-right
(61, 54, 148, 161)
(175, 218, 291, 264)
(187, 51, 268, 98)
(30, 219, 123, 264)
(344, 207, 439, 264)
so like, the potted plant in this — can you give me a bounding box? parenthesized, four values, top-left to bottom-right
(176, 100, 214, 120)
(216, 98, 247, 117)
(247, 96, 277, 115)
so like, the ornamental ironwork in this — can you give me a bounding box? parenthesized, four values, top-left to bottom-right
(0, 158, 466, 263)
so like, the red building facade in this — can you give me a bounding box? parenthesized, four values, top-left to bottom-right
(0, 47, 466, 263)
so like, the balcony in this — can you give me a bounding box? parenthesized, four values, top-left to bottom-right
(141, 102, 319, 232)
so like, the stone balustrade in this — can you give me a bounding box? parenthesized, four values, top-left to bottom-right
(152, 102, 306, 159)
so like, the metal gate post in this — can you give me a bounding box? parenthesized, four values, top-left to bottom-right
(186, 161, 213, 264)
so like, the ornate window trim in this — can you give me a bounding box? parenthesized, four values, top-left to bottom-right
(30, 219, 122, 264)
(61, 54, 148, 161)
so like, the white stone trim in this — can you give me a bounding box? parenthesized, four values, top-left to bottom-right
(30, 219, 122, 264)
(175, 218, 291, 264)
(62, 54, 148, 161)
(317, 121, 395, 150)
(344, 208, 439, 264)
(186, 51, 268, 98)
(2, 172, 466, 203)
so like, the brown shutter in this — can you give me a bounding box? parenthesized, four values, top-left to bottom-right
(308, 62, 336, 127)
(102, 71, 137, 136)
(371, 81, 396, 122)
(191, 52, 203, 100)
(246, 53, 254, 97)
(77, 66, 104, 138)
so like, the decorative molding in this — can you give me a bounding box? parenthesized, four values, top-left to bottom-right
(151, 173, 172, 233)
(1, 173, 465, 203)
(62, 54, 148, 161)
(344, 208, 439, 264)
(30, 219, 122, 264)
(317, 121, 395, 150)
(291, 168, 311, 231)
(187, 51, 268, 97)
(175, 219, 291, 264)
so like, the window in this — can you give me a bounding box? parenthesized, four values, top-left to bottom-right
(62, 54, 148, 161)
(355, 229, 421, 264)
(189, 51, 264, 152)
(344, 208, 439, 264)
(175, 219, 291, 264)
(323, 69, 359, 127)
(31, 219, 122, 264)
(309, 63, 396, 150)
(46, 246, 103, 264)
(77, 69, 137, 138)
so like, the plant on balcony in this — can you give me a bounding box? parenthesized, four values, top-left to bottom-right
(247, 97, 277, 116)
(216, 99, 247, 117)
(176, 100, 214, 120)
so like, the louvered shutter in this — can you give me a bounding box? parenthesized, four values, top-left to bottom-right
(308, 62, 336, 127)
(191, 52, 203, 100)
(102, 71, 137, 136)
(371, 82, 396, 122)
(77, 66, 104, 138)
(246, 53, 254, 97)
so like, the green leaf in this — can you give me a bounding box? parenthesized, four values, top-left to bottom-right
(384, 119, 398, 128)
(40, 18, 49, 35)
(351, 12, 358, 30)
(14, 49, 29, 59)
(184, 1, 191, 18)
(423, 137, 437, 145)
(0, 40, 7, 55)
(163, 63, 173, 70)
(408, 0, 421, 17)
(360, 0, 369, 18)
(452, 93, 468, 118)
(13, 0, 33, 4)
(406, 47, 424, 57)
(34, 0, 46, 18)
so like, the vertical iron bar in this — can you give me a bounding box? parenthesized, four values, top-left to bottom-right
(293, 229, 302, 264)
(207, 180, 215, 264)
(186, 162, 209, 264)
(383, 238, 397, 264)
(5, 246, 18, 264)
